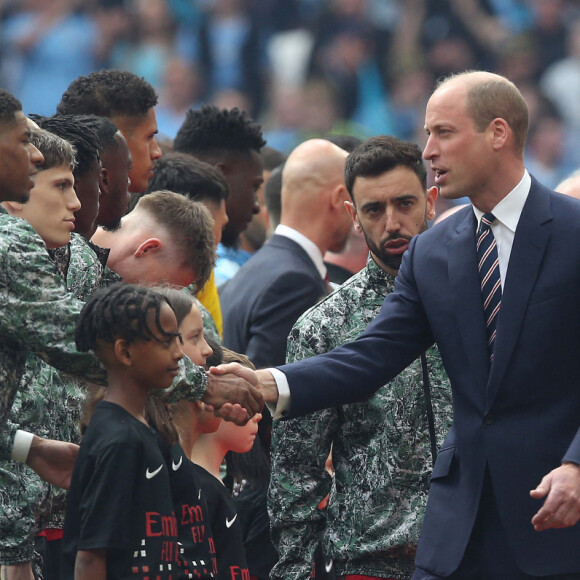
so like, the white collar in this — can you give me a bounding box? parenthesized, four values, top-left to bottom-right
(274, 224, 327, 280)
(472, 170, 531, 232)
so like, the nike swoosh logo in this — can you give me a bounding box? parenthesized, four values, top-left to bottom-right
(325, 560, 333, 574)
(146, 464, 163, 479)
(198, 489, 202, 500)
(225, 514, 237, 528)
(172, 456, 183, 471)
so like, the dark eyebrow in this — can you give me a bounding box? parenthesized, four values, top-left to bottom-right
(360, 200, 383, 212)
(360, 194, 419, 211)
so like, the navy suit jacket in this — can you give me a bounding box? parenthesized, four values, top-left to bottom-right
(280, 179, 580, 576)
(221, 234, 327, 369)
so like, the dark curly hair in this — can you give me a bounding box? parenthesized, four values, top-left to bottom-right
(33, 114, 102, 179)
(75, 283, 180, 352)
(57, 70, 158, 119)
(140, 152, 229, 210)
(174, 105, 265, 162)
(0, 89, 22, 125)
(345, 135, 427, 201)
(93, 116, 121, 153)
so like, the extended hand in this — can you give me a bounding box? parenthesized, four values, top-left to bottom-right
(203, 363, 264, 425)
(26, 436, 79, 489)
(530, 462, 580, 531)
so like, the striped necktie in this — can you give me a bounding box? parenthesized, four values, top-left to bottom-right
(476, 213, 502, 361)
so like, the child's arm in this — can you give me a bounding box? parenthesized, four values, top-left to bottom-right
(74, 549, 106, 580)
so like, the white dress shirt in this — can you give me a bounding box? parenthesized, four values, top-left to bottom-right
(472, 170, 531, 287)
(274, 224, 327, 280)
(268, 172, 532, 419)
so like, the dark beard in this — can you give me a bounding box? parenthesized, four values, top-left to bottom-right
(364, 232, 411, 272)
(360, 215, 428, 272)
(220, 223, 240, 249)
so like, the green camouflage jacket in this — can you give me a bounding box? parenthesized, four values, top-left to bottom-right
(0, 234, 117, 563)
(269, 255, 453, 580)
(0, 224, 208, 563)
(52, 233, 121, 300)
(0, 209, 106, 446)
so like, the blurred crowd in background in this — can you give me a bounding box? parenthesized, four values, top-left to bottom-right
(3, 0, 580, 189)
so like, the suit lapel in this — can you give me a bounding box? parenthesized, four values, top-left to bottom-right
(269, 234, 327, 294)
(448, 210, 490, 392)
(488, 181, 552, 403)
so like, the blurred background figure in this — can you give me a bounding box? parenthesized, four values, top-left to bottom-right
(0, 0, 100, 116)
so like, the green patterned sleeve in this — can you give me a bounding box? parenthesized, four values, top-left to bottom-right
(165, 355, 208, 403)
(195, 298, 221, 346)
(268, 317, 338, 580)
(0, 462, 44, 564)
(0, 423, 18, 462)
(0, 221, 106, 434)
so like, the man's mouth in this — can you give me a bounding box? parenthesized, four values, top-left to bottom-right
(433, 168, 447, 185)
(384, 238, 410, 255)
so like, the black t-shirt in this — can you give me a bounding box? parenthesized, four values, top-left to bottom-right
(156, 437, 217, 578)
(62, 402, 188, 579)
(192, 464, 249, 580)
(232, 482, 278, 580)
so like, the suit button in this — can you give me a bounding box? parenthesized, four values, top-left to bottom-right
(484, 414, 495, 425)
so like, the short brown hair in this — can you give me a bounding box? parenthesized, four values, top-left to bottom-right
(438, 71, 529, 153)
(135, 190, 215, 292)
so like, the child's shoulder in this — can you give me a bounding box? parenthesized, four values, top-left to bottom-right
(82, 400, 155, 450)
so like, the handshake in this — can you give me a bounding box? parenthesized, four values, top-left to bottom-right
(202, 363, 279, 425)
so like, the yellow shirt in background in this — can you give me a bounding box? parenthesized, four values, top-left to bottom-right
(196, 270, 223, 338)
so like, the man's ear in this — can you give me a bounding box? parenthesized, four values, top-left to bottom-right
(426, 186, 438, 221)
(331, 184, 348, 210)
(134, 238, 162, 258)
(215, 161, 228, 176)
(99, 167, 110, 198)
(344, 200, 362, 232)
(489, 117, 509, 151)
(114, 338, 132, 366)
(1, 201, 24, 215)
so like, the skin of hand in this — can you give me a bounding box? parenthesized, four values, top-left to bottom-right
(25, 435, 79, 489)
(2, 563, 34, 580)
(202, 366, 264, 425)
(209, 363, 279, 401)
(74, 550, 106, 580)
(530, 462, 580, 531)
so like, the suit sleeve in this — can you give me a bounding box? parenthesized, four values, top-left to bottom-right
(246, 272, 326, 368)
(280, 236, 434, 418)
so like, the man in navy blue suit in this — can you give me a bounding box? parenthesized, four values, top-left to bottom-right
(214, 71, 580, 578)
(220, 138, 352, 369)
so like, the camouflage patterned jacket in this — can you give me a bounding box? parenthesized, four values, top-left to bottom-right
(269, 255, 453, 580)
(52, 232, 121, 300)
(0, 225, 208, 563)
(0, 234, 119, 564)
(0, 209, 107, 449)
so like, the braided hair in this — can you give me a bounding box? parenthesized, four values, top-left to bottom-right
(75, 283, 180, 352)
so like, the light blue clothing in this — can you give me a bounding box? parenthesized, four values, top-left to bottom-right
(1, 12, 98, 116)
(214, 243, 252, 289)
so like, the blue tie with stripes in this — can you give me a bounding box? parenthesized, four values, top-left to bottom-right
(477, 213, 502, 361)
